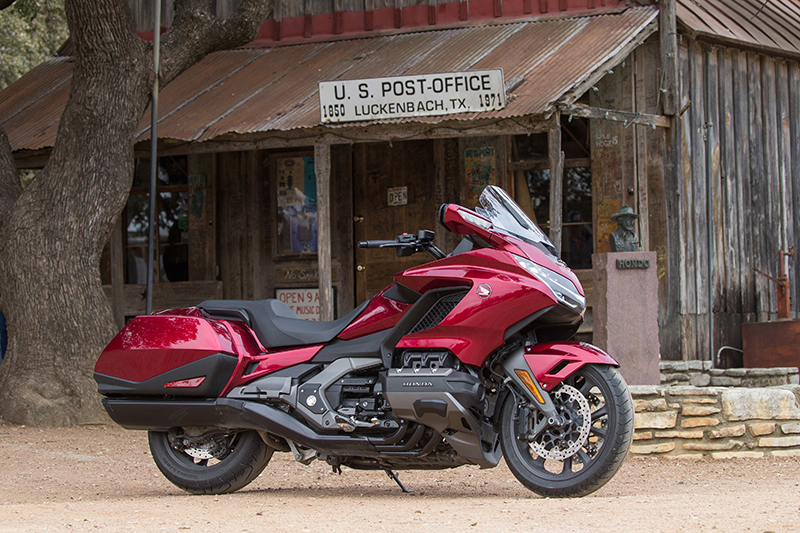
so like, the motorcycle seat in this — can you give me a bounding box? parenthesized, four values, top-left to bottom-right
(198, 299, 369, 349)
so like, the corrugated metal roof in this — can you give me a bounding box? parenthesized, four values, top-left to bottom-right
(677, 0, 800, 55)
(1, 6, 657, 152)
(0, 57, 72, 151)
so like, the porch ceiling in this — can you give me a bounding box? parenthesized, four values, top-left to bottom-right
(1, 6, 657, 152)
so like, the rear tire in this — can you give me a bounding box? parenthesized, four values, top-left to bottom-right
(500, 364, 633, 498)
(148, 429, 273, 495)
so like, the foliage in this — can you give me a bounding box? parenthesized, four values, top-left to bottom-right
(0, 0, 68, 90)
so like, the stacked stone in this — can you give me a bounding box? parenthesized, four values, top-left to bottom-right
(659, 361, 799, 388)
(629, 385, 800, 458)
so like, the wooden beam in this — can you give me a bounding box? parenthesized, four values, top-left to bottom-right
(139, 116, 555, 158)
(12, 150, 50, 169)
(634, 47, 650, 251)
(509, 157, 591, 171)
(659, 0, 678, 115)
(315, 142, 334, 321)
(548, 122, 563, 249)
(559, 103, 671, 128)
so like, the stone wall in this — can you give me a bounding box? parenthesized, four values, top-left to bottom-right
(659, 362, 799, 388)
(629, 385, 800, 458)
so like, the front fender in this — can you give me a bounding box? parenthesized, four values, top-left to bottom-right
(523, 341, 619, 392)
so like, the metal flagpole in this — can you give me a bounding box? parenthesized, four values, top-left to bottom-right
(146, 0, 162, 315)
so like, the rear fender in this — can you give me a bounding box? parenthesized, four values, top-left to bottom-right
(522, 341, 619, 392)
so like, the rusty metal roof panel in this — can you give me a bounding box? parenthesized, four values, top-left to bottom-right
(136, 48, 269, 139)
(140, 43, 329, 141)
(677, 0, 800, 55)
(348, 6, 658, 125)
(0, 57, 72, 151)
(509, 9, 660, 113)
(254, 31, 459, 133)
(2, 5, 661, 150)
(0, 82, 68, 151)
(260, 27, 519, 132)
(198, 38, 385, 140)
(250, 7, 656, 133)
(400, 24, 526, 75)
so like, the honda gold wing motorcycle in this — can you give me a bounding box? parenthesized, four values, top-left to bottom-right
(94, 185, 633, 498)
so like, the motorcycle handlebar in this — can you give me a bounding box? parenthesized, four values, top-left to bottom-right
(358, 240, 397, 249)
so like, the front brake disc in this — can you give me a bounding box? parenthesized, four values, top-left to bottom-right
(529, 384, 591, 461)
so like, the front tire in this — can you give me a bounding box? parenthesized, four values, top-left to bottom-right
(149, 429, 274, 495)
(500, 364, 633, 498)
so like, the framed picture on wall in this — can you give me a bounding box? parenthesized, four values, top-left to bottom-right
(275, 154, 318, 256)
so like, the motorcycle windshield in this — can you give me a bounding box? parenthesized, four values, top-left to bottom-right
(476, 185, 561, 259)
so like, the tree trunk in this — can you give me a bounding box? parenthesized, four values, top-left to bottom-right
(0, 0, 273, 426)
(0, 0, 151, 425)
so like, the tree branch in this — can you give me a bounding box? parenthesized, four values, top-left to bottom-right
(160, 0, 275, 86)
(0, 128, 23, 214)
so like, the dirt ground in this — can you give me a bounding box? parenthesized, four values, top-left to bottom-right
(0, 424, 798, 532)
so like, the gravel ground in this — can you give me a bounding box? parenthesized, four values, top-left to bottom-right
(0, 424, 798, 532)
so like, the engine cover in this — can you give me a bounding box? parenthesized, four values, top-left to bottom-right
(381, 368, 484, 435)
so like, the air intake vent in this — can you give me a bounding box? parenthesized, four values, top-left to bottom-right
(409, 291, 468, 334)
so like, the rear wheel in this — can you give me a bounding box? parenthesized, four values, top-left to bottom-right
(500, 364, 633, 498)
(148, 429, 273, 495)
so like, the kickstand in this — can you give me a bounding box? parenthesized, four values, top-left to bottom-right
(385, 469, 413, 493)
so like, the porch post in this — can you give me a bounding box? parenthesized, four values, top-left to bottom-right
(548, 118, 564, 250)
(659, 0, 678, 116)
(315, 142, 334, 321)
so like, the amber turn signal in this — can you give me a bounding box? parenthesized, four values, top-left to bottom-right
(515, 369, 545, 404)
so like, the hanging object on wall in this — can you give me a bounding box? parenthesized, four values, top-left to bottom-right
(465, 146, 496, 206)
(319, 69, 506, 124)
(276, 156, 318, 255)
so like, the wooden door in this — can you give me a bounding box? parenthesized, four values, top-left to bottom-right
(353, 140, 438, 304)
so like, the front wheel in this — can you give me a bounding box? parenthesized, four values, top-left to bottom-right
(500, 364, 633, 498)
(148, 429, 274, 495)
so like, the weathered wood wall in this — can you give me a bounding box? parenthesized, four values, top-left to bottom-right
(217, 148, 355, 317)
(353, 140, 438, 303)
(590, 37, 672, 356)
(665, 38, 799, 362)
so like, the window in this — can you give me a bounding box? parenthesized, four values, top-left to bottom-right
(511, 116, 593, 270)
(125, 156, 189, 283)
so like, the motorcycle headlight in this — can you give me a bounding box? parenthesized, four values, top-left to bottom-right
(513, 255, 586, 314)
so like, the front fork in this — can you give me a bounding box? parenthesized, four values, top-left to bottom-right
(501, 347, 564, 439)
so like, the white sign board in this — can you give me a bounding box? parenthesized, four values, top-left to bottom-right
(319, 69, 506, 124)
(387, 186, 408, 206)
(276, 288, 320, 321)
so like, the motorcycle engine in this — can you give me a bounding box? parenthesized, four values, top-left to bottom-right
(326, 373, 390, 426)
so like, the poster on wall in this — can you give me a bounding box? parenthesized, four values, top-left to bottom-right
(275, 288, 321, 321)
(277, 156, 318, 255)
(465, 146, 496, 206)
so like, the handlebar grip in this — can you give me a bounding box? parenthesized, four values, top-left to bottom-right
(358, 240, 395, 248)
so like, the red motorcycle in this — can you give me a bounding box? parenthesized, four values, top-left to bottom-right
(95, 185, 633, 498)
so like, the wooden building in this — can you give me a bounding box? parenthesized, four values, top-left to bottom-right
(1, 0, 797, 363)
(663, 0, 800, 363)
